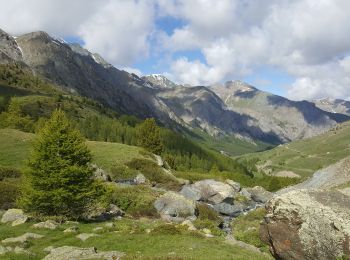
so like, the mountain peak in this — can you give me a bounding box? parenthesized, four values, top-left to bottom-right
(142, 74, 178, 89)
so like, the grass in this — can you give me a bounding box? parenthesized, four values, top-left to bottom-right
(240, 121, 350, 179)
(0, 128, 146, 172)
(189, 128, 272, 156)
(232, 208, 269, 253)
(0, 218, 270, 259)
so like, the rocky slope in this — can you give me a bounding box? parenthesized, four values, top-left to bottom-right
(1, 28, 348, 146)
(210, 81, 349, 142)
(312, 98, 350, 116)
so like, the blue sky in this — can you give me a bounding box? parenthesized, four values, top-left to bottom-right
(2, 0, 350, 100)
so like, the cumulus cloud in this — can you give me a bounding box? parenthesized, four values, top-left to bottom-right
(161, 0, 350, 100)
(0, 0, 350, 99)
(0, 0, 155, 65)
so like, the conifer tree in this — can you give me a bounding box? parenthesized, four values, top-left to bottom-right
(20, 109, 102, 218)
(137, 118, 163, 154)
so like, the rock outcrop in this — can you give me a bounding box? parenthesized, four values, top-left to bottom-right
(1, 209, 28, 226)
(154, 191, 196, 222)
(43, 246, 124, 260)
(260, 189, 350, 260)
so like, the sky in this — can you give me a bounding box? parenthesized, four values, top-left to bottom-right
(0, 0, 350, 100)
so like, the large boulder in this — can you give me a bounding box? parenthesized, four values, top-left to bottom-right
(246, 186, 272, 203)
(1, 209, 28, 226)
(43, 246, 124, 260)
(260, 189, 350, 260)
(154, 191, 196, 222)
(180, 179, 236, 204)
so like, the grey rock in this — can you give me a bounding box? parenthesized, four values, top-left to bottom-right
(76, 233, 98, 241)
(33, 220, 59, 230)
(0, 245, 9, 255)
(180, 179, 236, 205)
(134, 173, 147, 184)
(2, 233, 44, 244)
(239, 188, 252, 199)
(1, 209, 28, 226)
(43, 246, 124, 260)
(63, 226, 79, 233)
(260, 189, 350, 260)
(83, 203, 124, 221)
(225, 179, 241, 192)
(154, 191, 196, 222)
(179, 185, 201, 201)
(213, 203, 243, 217)
(246, 186, 272, 203)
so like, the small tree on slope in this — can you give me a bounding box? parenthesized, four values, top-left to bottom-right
(137, 118, 163, 155)
(20, 109, 103, 218)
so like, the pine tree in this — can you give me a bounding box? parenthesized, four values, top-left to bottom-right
(137, 118, 163, 155)
(20, 109, 103, 218)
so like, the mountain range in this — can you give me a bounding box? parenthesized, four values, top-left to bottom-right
(1, 28, 349, 152)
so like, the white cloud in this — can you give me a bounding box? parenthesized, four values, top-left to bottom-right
(121, 67, 143, 77)
(162, 0, 350, 100)
(0, 0, 155, 65)
(1, 0, 350, 99)
(78, 0, 154, 66)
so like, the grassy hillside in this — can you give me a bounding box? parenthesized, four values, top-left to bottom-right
(240, 121, 350, 179)
(0, 217, 270, 260)
(0, 128, 145, 171)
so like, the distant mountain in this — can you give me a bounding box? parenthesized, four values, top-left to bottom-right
(0, 27, 348, 149)
(312, 98, 350, 116)
(210, 81, 349, 142)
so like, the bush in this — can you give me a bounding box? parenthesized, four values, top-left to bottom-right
(109, 185, 160, 218)
(0, 180, 21, 209)
(232, 208, 269, 251)
(151, 224, 182, 235)
(126, 158, 181, 190)
(109, 165, 138, 182)
(0, 166, 22, 181)
(196, 203, 221, 222)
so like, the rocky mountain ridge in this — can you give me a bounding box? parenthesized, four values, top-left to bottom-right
(1, 28, 349, 147)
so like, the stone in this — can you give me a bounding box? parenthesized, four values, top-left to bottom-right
(202, 228, 211, 235)
(1, 209, 28, 226)
(76, 233, 98, 241)
(93, 227, 103, 232)
(83, 203, 124, 221)
(0, 245, 9, 255)
(239, 188, 251, 199)
(2, 233, 44, 244)
(154, 191, 196, 222)
(33, 220, 59, 230)
(180, 179, 236, 204)
(42, 246, 125, 260)
(225, 179, 241, 192)
(134, 173, 147, 184)
(213, 203, 243, 217)
(63, 226, 79, 233)
(91, 164, 110, 182)
(260, 189, 350, 260)
(105, 222, 115, 228)
(181, 220, 197, 231)
(246, 186, 272, 203)
(179, 185, 201, 201)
